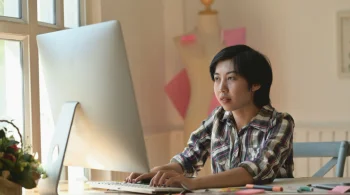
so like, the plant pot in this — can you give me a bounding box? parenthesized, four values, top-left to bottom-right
(0, 177, 22, 195)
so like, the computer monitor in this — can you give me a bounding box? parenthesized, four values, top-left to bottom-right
(36, 21, 149, 193)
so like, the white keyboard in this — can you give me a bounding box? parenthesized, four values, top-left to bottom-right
(87, 181, 184, 194)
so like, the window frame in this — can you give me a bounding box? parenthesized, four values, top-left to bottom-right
(78, 0, 86, 27)
(0, 0, 27, 23)
(0, 34, 28, 141)
(0, 0, 86, 161)
(38, 0, 63, 29)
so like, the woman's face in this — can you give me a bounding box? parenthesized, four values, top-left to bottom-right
(213, 60, 258, 111)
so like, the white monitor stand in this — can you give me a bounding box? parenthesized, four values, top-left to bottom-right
(37, 101, 79, 195)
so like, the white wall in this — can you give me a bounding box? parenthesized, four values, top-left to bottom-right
(162, 0, 187, 131)
(88, 0, 350, 144)
(86, 0, 350, 178)
(184, 0, 350, 125)
(98, 0, 168, 135)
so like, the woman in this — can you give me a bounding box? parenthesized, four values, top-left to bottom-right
(126, 45, 294, 190)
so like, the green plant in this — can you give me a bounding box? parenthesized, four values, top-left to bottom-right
(0, 120, 46, 189)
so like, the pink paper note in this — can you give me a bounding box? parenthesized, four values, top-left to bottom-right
(208, 93, 220, 115)
(164, 68, 190, 119)
(181, 34, 196, 43)
(331, 186, 350, 194)
(223, 27, 246, 46)
(235, 189, 265, 195)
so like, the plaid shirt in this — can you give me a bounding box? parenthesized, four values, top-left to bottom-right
(171, 105, 294, 184)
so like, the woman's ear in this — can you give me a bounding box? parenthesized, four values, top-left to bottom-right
(251, 84, 261, 92)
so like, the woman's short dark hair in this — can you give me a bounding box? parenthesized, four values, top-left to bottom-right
(209, 45, 273, 108)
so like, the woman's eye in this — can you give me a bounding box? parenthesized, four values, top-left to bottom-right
(228, 77, 234, 80)
(214, 77, 220, 81)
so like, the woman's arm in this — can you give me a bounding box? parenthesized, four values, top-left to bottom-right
(132, 108, 222, 185)
(165, 113, 295, 189)
(192, 167, 253, 189)
(237, 114, 294, 184)
(126, 162, 183, 183)
(170, 107, 221, 177)
(150, 162, 184, 174)
(163, 167, 252, 190)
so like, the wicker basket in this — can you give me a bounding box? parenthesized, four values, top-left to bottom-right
(0, 177, 22, 195)
(0, 120, 23, 195)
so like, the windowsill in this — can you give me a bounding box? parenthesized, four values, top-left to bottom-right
(38, 21, 62, 29)
(0, 16, 26, 24)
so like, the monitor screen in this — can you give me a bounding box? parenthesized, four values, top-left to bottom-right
(37, 21, 149, 175)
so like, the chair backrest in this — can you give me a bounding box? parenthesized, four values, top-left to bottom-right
(293, 141, 349, 177)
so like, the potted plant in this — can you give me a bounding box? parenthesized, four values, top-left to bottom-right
(0, 120, 46, 195)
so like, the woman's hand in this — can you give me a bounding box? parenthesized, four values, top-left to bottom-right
(125, 172, 143, 183)
(149, 170, 181, 186)
(124, 166, 167, 183)
(165, 174, 198, 191)
(128, 170, 180, 186)
(146, 170, 198, 191)
(125, 170, 198, 190)
(125, 163, 184, 184)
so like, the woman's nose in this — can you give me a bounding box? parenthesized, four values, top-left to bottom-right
(219, 81, 228, 92)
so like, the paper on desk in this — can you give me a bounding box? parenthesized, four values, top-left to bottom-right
(235, 189, 265, 195)
(331, 186, 350, 194)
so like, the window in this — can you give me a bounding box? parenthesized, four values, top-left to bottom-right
(0, 0, 21, 18)
(0, 0, 86, 184)
(37, 0, 56, 24)
(64, 0, 80, 28)
(0, 39, 24, 138)
(0, 0, 84, 159)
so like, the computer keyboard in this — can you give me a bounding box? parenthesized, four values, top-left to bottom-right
(87, 181, 184, 194)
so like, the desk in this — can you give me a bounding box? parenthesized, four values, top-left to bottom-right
(265, 177, 350, 194)
(25, 177, 350, 195)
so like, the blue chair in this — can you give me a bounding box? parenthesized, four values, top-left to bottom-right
(293, 141, 349, 177)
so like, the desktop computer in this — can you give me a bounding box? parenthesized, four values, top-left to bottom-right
(36, 20, 183, 194)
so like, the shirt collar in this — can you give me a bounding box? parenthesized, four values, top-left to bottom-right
(220, 105, 274, 132)
(248, 105, 274, 132)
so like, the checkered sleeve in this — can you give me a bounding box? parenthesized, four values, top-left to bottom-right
(238, 113, 295, 184)
(170, 107, 220, 177)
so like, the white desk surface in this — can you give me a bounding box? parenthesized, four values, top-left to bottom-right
(25, 177, 350, 195)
